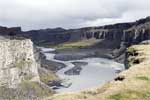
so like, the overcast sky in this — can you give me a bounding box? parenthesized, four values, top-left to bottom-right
(0, 0, 150, 31)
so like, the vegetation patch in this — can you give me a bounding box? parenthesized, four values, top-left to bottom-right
(127, 47, 135, 53)
(136, 76, 150, 81)
(126, 46, 143, 68)
(38, 68, 59, 84)
(15, 59, 33, 69)
(143, 91, 150, 99)
(108, 90, 145, 100)
(109, 93, 126, 100)
(53, 41, 91, 49)
(50, 38, 100, 50)
(39, 71, 58, 84)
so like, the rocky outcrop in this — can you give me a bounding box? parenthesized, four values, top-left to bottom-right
(39, 52, 65, 72)
(0, 37, 40, 88)
(0, 26, 21, 36)
(0, 37, 56, 100)
(123, 21, 150, 44)
(23, 28, 69, 45)
(64, 62, 88, 75)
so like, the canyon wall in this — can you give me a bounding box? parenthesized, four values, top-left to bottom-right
(0, 17, 150, 47)
(0, 37, 54, 100)
(22, 17, 150, 47)
(0, 37, 40, 88)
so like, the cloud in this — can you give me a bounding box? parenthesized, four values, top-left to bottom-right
(0, 0, 150, 31)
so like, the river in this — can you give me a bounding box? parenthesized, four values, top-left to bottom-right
(40, 47, 125, 93)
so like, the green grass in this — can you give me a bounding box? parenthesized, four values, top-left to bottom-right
(109, 93, 125, 100)
(143, 91, 150, 99)
(39, 70, 58, 84)
(108, 90, 147, 100)
(136, 76, 150, 81)
(53, 42, 90, 49)
(127, 47, 135, 53)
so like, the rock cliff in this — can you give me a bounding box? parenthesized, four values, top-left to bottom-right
(0, 37, 40, 88)
(22, 16, 150, 47)
(0, 26, 21, 36)
(1, 17, 150, 48)
(0, 37, 53, 100)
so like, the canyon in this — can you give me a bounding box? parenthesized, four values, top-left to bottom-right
(0, 16, 150, 100)
(1, 17, 150, 64)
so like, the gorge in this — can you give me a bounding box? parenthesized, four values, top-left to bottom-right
(0, 16, 150, 100)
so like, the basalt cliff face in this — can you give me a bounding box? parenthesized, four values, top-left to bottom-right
(1, 17, 150, 48)
(22, 17, 150, 47)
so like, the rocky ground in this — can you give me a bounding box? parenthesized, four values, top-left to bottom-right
(46, 44, 150, 100)
(64, 62, 88, 75)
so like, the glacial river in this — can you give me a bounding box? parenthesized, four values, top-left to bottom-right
(40, 48, 125, 93)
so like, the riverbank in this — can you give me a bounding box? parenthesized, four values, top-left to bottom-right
(54, 45, 126, 64)
(48, 38, 126, 64)
(47, 44, 150, 100)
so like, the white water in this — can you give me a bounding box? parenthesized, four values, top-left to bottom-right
(40, 47, 125, 93)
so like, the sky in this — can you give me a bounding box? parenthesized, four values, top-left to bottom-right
(0, 0, 150, 31)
